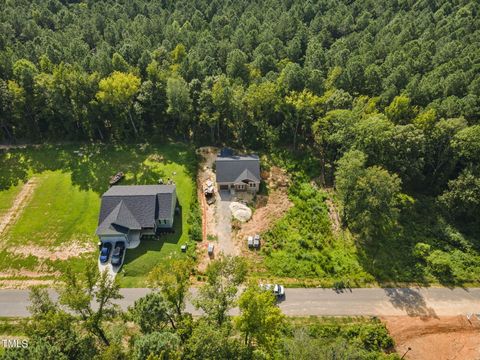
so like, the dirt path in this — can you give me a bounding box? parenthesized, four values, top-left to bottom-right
(235, 166, 292, 258)
(196, 147, 221, 271)
(196, 147, 217, 237)
(0, 178, 38, 238)
(216, 191, 238, 256)
(383, 315, 480, 360)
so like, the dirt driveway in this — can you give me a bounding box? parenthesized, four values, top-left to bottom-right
(196, 150, 292, 271)
(196, 147, 240, 272)
(216, 191, 238, 256)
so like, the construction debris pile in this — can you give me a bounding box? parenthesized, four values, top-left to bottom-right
(204, 180, 215, 205)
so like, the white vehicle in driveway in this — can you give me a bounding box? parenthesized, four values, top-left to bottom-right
(247, 236, 254, 248)
(253, 234, 260, 248)
(208, 243, 214, 257)
(260, 283, 285, 298)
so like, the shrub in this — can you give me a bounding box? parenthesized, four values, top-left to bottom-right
(413, 242, 431, 259)
(427, 250, 453, 277)
(187, 193, 202, 242)
(132, 332, 180, 360)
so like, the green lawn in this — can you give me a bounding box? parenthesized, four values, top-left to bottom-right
(5, 171, 99, 247)
(0, 143, 197, 286)
(0, 171, 99, 277)
(116, 152, 196, 287)
(116, 213, 187, 287)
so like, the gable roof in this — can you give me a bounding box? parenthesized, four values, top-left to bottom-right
(96, 185, 175, 236)
(215, 155, 260, 183)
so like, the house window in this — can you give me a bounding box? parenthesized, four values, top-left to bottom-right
(164, 219, 167, 224)
(249, 182, 255, 187)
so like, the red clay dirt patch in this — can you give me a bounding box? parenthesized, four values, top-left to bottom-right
(382, 315, 480, 360)
(235, 166, 293, 257)
(196, 147, 219, 273)
(237, 189, 292, 243)
(9, 241, 95, 261)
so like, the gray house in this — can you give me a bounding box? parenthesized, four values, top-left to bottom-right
(96, 185, 176, 247)
(215, 154, 261, 193)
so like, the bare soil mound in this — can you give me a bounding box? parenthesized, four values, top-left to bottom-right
(382, 315, 480, 360)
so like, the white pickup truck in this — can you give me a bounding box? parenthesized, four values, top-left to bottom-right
(260, 283, 285, 298)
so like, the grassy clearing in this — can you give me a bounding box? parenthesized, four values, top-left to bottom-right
(0, 170, 99, 277)
(254, 148, 480, 288)
(0, 143, 197, 286)
(256, 181, 480, 287)
(4, 171, 99, 248)
(257, 183, 373, 287)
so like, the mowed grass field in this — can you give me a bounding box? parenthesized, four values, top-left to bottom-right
(0, 143, 197, 286)
(0, 171, 100, 278)
(5, 171, 100, 248)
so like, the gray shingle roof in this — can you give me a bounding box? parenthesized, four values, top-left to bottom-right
(96, 185, 175, 235)
(102, 185, 175, 196)
(215, 155, 260, 183)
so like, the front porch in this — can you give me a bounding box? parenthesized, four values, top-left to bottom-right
(232, 180, 258, 193)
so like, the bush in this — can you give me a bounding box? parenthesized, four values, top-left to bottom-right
(188, 193, 202, 242)
(285, 319, 396, 359)
(427, 250, 453, 277)
(132, 332, 180, 360)
(413, 242, 431, 259)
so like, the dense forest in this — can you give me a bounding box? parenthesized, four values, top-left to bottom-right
(1, 0, 480, 282)
(0, 0, 478, 146)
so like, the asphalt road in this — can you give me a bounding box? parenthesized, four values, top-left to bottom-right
(1, 287, 479, 317)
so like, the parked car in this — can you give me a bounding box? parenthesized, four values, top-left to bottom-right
(208, 243, 214, 256)
(260, 283, 285, 298)
(111, 242, 125, 266)
(253, 234, 260, 248)
(99, 242, 112, 263)
(247, 236, 254, 248)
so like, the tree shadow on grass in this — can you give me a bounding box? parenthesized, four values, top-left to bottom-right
(384, 288, 438, 318)
(356, 239, 432, 288)
(0, 142, 197, 195)
(355, 195, 480, 288)
(0, 149, 31, 190)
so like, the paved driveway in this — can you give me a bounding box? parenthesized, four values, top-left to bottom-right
(98, 240, 127, 280)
